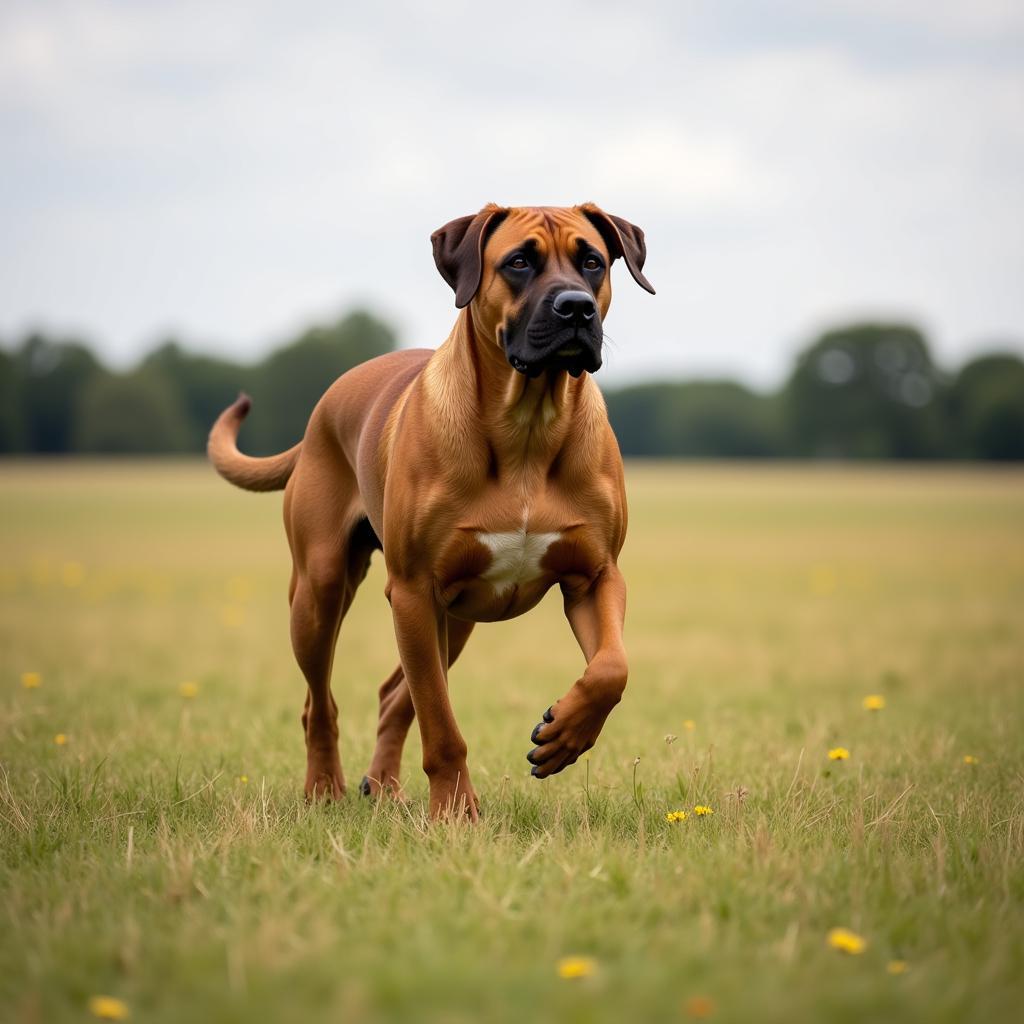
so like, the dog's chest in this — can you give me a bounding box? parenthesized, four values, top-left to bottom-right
(475, 525, 561, 595)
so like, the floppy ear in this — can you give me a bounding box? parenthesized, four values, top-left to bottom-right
(431, 204, 508, 308)
(579, 203, 655, 294)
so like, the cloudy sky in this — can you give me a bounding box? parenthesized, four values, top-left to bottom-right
(1, 0, 1022, 387)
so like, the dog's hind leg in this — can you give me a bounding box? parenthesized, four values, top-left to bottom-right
(287, 464, 378, 800)
(360, 616, 475, 798)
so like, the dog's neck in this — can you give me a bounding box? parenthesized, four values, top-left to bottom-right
(425, 310, 603, 480)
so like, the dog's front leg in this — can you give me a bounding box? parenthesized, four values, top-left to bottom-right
(388, 579, 479, 820)
(527, 564, 628, 779)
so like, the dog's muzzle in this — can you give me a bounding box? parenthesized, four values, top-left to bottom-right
(507, 290, 603, 379)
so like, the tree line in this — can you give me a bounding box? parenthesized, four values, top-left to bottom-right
(1, 312, 1022, 459)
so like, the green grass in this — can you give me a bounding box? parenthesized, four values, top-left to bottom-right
(2, 460, 1023, 1023)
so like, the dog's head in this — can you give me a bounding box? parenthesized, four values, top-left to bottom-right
(431, 204, 654, 379)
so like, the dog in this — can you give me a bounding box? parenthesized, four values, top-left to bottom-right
(208, 203, 654, 819)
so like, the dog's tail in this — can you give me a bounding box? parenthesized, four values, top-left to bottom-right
(207, 393, 301, 492)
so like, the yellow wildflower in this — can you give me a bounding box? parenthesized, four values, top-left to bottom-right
(665, 810, 689, 823)
(21, 671, 42, 689)
(221, 605, 245, 627)
(862, 695, 885, 711)
(178, 681, 200, 698)
(88, 995, 130, 1020)
(683, 719, 696, 731)
(557, 956, 596, 979)
(887, 960, 909, 975)
(225, 574, 253, 602)
(54, 733, 68, 746)
(693, 805, 714, 816)
(962, 755, 978, 765)
(828, 747, 850, 761)
(238, 775, 249, 784)
(810, 564, 838, 595)
(827, 927, 867, 955)
(61, 561, 85, 587)
(685, 995, 716, 1018)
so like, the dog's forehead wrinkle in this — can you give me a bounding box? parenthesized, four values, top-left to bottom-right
(483, 207, 604, 272)
(496, 207, 587, 245)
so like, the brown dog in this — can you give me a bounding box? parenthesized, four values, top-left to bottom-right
(208, 203, 654, 819)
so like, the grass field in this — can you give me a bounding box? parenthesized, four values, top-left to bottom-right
(2, 460, 1023, 1023)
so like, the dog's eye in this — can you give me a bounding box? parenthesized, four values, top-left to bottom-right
(582, 255, 603, 272)
(505, 255, 530, 271)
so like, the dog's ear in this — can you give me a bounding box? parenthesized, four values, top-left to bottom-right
(579, 203, 655, 294)
(431, 204, 508, 308)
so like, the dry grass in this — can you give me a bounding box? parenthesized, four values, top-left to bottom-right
(1, 460, 1023, 1023)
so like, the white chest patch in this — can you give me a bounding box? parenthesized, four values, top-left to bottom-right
(477, 528, 561, 595)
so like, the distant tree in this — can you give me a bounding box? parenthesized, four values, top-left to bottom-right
(784, 324, 948, 458)
(12, 334, 105, 453)
(3, 311, 1020, 462)
(605, 380, 784, 457)
(948, 353, 1024, 460)
(243, 310, 397, 453)
(74, 370, 193, 453)
(0, 347, 25, 452)
(141, 340, 250, 450)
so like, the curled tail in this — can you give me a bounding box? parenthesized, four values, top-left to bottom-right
(207, 393, 301, 492)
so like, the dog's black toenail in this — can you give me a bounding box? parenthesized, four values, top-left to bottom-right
(543, 706, 554, 723)
(531, 723, 544, 743)
(358, 776, 371, 797)
(531, 765, 540, 777)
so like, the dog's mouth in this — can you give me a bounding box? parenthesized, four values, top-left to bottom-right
(508, 346, 600, 380)
(505, 319, 602, 379)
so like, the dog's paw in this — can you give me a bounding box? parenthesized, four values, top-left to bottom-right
(526, 703, 587, 779)
(527, 692, 614, 779)
(358, 772, 408, 803)
(304, 768, 346, 801)
(427, 771, 480, 822)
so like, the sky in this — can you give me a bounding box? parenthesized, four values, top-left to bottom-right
(1, 0, 1022, 388)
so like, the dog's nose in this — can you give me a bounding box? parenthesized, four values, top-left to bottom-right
(552, 290, 596, 323)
